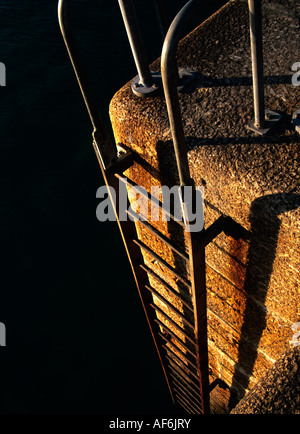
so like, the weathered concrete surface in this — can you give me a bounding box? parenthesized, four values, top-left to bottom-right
(231, 346, 300, 414)
(110, 0, 300, 413)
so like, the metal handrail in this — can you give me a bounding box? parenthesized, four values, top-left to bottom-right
(161, 0, 282, 176)
(118, 0, 153, 88)
(247, 0, 281, 135)
(161, 0, 201, 188)
(248, 0, 265, 129)
(58, 0, 117, 170)
(57, 0, 288, 415)
(118, 0, 166, 97)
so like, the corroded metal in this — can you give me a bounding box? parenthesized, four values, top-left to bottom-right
(58, 0, 231, 416)
(58, 0, 175, 406)
(161, 0, 210, 414)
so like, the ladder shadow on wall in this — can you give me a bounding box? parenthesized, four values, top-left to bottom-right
(230, 192, 300, 403)
(154, 134, 300, 409)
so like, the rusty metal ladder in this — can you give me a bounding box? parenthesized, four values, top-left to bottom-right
(58, 0, 248, 414)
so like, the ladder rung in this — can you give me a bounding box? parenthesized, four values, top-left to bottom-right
(165, 354, 199, 382)
(174, 386, 202, 413)
(140, 264, 193, 312)
(155, 318, 196, 353)
(176, 397, 196, 414)
(160, 334, 198, 370)
(115, 174, 185, 226)
(127, 209, 189, 261)
(168, 362, 201, 391)
(170, 373, 202, 402)
(159, 332, 197, 364)
(173, 387, 202, 414)
(151, 303, 195, 346)
(171, 378, 203, 409)
(170, 372, 202, 399)
(146, 284, 194, 329)
(167, 355, 199, 382)
(133, 239, 191, 288)
(158, 328, 197, 361)
(163, 342, 198, 371)
(173, 385, 203, 413)
(176, 396, 197, 414)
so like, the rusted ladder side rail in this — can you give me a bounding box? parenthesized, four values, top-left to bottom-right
(58, 0, 176, 407)
(161, 0, 210, 414)
(58, 0, 236, 415)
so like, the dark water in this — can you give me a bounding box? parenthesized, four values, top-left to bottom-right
(0, 0, 225, 414)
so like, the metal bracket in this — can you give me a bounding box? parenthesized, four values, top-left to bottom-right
(201, 215, 251, 247)
(131, 68, 199, 97)
(247, 109, 282, 136)
(131, 71, 162, 97)
(292, 109, 300, 134)
(92, 129, 118, 171)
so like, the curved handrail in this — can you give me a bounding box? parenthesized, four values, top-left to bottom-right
(161, 0, 280, 179)
(118, 0, 153, 88)
(161, 0, 201, 188)
(58, 0, 117, 170)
